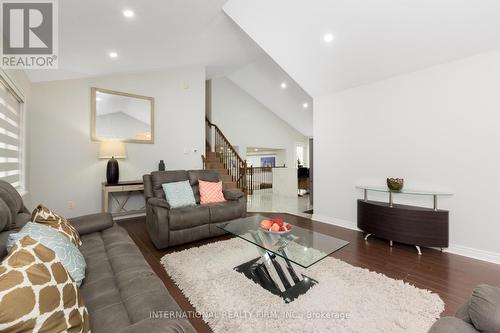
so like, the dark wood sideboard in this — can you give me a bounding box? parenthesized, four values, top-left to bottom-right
(356, 187, 451, 255)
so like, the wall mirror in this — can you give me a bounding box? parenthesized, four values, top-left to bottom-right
(91, 87, 154, 143)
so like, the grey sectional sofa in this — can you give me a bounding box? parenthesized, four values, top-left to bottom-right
(143, 169, 246, 249)
(0, 180, 195, 333)
(429, 284, 500, 333)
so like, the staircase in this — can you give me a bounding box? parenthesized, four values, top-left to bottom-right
(203, 118, 247, 194)
(203, 151, 239, 191)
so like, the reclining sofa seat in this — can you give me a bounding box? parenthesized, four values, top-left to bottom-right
(143, 170, 246, 249)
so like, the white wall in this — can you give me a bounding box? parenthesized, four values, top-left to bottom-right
(246, 152, 286, 167)
(29, 66, 205, 217)
(211, 77, 308, 167)
(314, 49, 500, 262)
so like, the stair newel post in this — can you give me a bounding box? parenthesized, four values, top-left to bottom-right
(223, 139, 227, 169)
(229, 151, 233, 181)
(243, 160, 248, 195)
(250, 165, 254, 195)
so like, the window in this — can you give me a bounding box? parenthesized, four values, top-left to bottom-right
(0, 75, 24, 193)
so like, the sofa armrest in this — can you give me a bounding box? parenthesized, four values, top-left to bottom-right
(223, 189, 243, 201)
(428, 317, 479, 333)
(468, 284, 500, 332)
(148, 197, 171, 209)
(69, 213, 114, 236)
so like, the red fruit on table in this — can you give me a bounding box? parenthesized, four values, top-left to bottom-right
(260, 220, 273, 230)
(279, 226, 286, 232)
(270, 223, 280, 232)
(284, 224, 291, 230)
(276, 217, 284, 226)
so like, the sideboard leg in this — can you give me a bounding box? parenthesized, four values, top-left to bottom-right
(364, 233, 371, 241)
(389, 240, 393, 247)
(416, 246, 422, 255)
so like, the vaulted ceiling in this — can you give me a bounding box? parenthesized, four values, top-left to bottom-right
(227, 55, 313, 136)
(26, 0, 313, 136)
(224, 0, 500, 97)
(26, 0, 263, 82)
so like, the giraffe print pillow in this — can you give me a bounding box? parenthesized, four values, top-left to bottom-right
(31, 204, 82, 248)
(0, 236, 90, 332)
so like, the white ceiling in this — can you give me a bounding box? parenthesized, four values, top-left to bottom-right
(26, 0, 313, 137)
(227, 55, 313, 136)
(26, 0, 263, 82)
(224, 0, 500, 97)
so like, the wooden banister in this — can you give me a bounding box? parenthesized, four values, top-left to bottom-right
(205, 117, 247, 194)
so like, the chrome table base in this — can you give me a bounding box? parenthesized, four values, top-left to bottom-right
(234, 254, 318, 303)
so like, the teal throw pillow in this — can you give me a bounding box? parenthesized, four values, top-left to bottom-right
(7, 222, 86, 286)
(162, 180, 197, 208)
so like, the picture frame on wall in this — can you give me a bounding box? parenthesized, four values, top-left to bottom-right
(260, 157, 276, 167)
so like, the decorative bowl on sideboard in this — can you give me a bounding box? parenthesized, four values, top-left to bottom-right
(387, 178, 404, 191)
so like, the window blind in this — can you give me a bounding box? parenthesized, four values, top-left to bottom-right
(0, 79, 22, 189)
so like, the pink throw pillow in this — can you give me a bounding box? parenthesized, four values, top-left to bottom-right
(199, 180, 226, 204)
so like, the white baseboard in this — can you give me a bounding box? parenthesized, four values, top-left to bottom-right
(311, 213, 360, 232)
(310, 213, 500, 265)
(445, 244, 500, 265)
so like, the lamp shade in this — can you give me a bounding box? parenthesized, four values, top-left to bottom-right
(98, 141, 127, 159)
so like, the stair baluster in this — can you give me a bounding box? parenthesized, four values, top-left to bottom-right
(203, 118, 247, 195)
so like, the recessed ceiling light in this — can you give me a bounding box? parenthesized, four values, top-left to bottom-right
(123, 9, 134, 18)
(280, 82, 287, 89)
(323, 33, 334, 43)
(96, 97, 101, 101)
(109, 51, 118, 59)
(254, 148, 259, 152)
(303, 103, 309, 109)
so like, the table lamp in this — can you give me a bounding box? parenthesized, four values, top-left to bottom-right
(99, 141, 127, 184)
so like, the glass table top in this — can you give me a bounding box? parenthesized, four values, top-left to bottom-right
(356, 186, 453, 196)
(218, 214, 349, 268)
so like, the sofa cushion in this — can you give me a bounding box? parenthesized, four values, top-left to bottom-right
(0, 236, 89, 333)
(208, 200, 245, 223)
(32, 204, 82, 247)
(169, 205, 210, 230)
(151, 170, 189, 199)
(468, 284, 500, 332)
(162, 180, 196, 209)
(78, 224, 194, 333)
(188, 170, 220, 203)
(199, 180, 226, 205)
(7, 222, 86, 286)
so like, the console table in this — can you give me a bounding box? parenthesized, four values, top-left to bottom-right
(356, 186, 452, 255)
(102, 180, 145, 217)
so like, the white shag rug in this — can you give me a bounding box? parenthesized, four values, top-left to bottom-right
(161, 238, 444, 333)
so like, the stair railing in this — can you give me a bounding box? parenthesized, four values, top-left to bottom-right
(205, 118, 247, 194)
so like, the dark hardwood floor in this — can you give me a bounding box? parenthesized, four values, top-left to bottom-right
(119, 213, 500, 333)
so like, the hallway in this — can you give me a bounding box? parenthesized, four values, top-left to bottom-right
(246, 190, 312, 214)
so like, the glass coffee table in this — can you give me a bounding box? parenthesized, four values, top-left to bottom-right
(218, 214, 349, 303)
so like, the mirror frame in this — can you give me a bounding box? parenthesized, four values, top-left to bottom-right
(91, 87, 155, 144)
